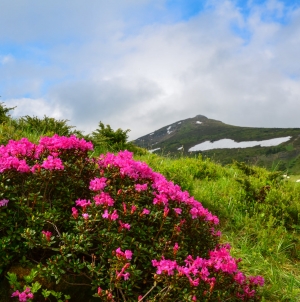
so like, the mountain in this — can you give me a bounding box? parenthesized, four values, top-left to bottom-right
(133, 115, 300, 173)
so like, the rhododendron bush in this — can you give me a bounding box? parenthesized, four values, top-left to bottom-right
(0, 135, 264, 301)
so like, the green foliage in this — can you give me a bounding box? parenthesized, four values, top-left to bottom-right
(92, 121, 130, 146)
(134, 154, 228, 193)
(16, 115, 78, 137)
(90, 121, 147, 155)
(0, 102, 15, 124)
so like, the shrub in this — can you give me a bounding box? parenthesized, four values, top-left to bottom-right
(90, 121, 147, 156)
(0, 135, 264, 301)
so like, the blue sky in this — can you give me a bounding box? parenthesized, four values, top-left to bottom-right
(1, 0, 300, 139)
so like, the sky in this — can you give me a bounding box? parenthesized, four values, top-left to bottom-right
(1, 0, 300, 140)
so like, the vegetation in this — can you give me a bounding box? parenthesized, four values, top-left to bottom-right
(0, 103, 299, 301)
(88, 121, 146, 156)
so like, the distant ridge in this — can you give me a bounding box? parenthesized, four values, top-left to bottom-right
(133, 115, 300, 173)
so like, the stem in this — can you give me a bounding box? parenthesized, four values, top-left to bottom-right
(46, 220, 61, 237)
(61, 278, 92, 287)
(151, 286, 169, 301)
(118, 288, 127, 302)
(138, 283, 159, 301)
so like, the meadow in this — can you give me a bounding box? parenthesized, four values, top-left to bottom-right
(0, 105, 299, 301)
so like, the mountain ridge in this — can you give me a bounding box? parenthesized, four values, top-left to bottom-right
(133, 115, 300, 173)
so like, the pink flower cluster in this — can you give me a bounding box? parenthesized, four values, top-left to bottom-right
(94, 192, 115, 207)
(134, 183, 148, 192)
(41, 155, 64, 170)
(11, 287, 33, 301)
(0, 135, 93, 173)
(152, 244, 264, 299)
(0, 199, 9, 207)
(115, 247, 133, 260)
(38, 134, 93, 152)
(75, 199, 92, 209)
(102, 209, 118, 220)
(42, 231, 52, 242)
(89, 177, 107, 191)
(96, 151, 219, 227)
(115, 248, 132, 281)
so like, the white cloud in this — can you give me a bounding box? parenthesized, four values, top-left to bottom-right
(1, 0, 300, 140)
(6, 98, 64, 120)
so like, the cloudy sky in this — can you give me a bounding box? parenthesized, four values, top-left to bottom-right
(1, 0, 300, 140)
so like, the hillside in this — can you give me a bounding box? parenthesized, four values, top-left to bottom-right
(133, 115, 300, 173)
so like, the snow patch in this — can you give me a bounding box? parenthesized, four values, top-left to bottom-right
(178, 122, 181, 124)
(196, 121, 202, 124)
(149, 148, 160, 153)
(188, 136, 292, 152)
(149, 133, 154, 135)
(167, 126, 172, 135)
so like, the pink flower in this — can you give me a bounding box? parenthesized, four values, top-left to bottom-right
(188, 277, 199, 287)
(134, 183, 148, 192)
(11, 288, 34, 301)
(19, 292, 28, 301)
(234, 272, 246, 285)
(110, 210, 118, 221)
(152, 258, 177, 275)
(123, 272, 130, 280)
(118, 220, 131, 230)
(141, 208, 150, 216)
(41, 155, 64, 170)
(75, 199, 91, 208)
(174, 208, 182, 215)
(89, 177, 107, 191)
(94, 192, 115, 207)
(102, 209, 118, 221)
(116, 247, 124, 258)
(249, 275, 264, 286)
(122, 202, 127, 213)
(115, 248, 133, 260)
(82, 213, 89, 220)
(27, 293, 34, 299)
(102, 209, 110, 219)
(71, 207, 78, 219)
(125, 250, 133, 260)
(0, 199, 9, 207)
(130, 205, 137, 214)
(190, 207, 198, 219)
(11, 290, 20, 297)
(173, 243, 179, 254)
(163, 207, 169, 218)
(42, 231, 52, 242)
(116, 263, 130, 280)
